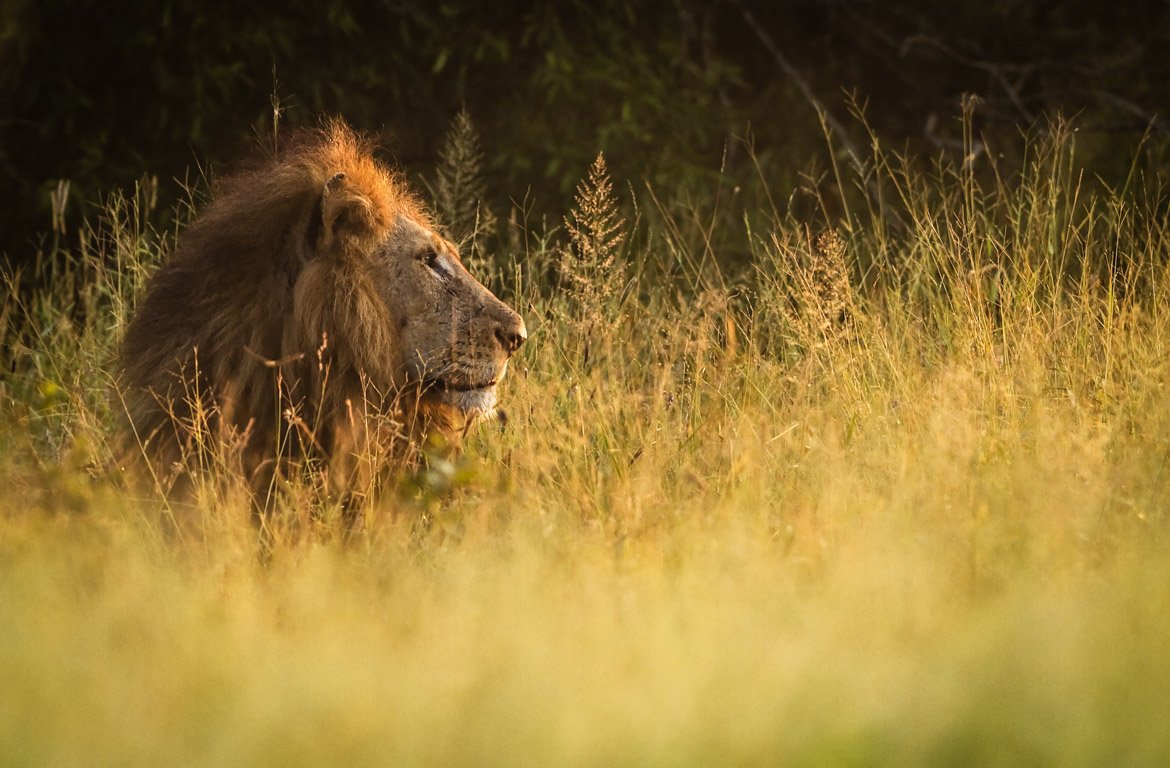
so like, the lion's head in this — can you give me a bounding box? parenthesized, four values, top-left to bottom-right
(118, 121, 525, 503)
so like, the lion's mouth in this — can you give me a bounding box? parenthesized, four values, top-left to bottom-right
(437, 377, 498, 393)
(424, 377, 500, 415)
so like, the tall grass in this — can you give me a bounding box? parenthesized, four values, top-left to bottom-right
(3, 119, 1170, 766)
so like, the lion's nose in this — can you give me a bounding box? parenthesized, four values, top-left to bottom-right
(495, 315, 528, 355)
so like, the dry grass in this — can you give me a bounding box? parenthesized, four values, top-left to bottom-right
(3, 121, 1170, 765)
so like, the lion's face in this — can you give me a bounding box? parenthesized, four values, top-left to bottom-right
(371, 213, 526, 419)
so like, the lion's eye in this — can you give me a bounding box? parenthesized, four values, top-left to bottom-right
(421, 247, 452, 279)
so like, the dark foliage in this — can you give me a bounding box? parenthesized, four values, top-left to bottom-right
(2, 0, 1169, 265)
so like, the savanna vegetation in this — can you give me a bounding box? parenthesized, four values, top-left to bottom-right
(4, 2, 1170, 765)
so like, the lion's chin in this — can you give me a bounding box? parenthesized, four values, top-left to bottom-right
(439, 386, 498, 419)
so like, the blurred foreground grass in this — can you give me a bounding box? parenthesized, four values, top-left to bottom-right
(3, 122, 1170, 765)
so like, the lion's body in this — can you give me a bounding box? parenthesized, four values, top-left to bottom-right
(118, 122, 525, 508)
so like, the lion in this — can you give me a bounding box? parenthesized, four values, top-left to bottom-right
(117, 121, 526, 515)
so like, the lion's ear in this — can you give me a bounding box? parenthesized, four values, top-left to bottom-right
(317, 172, 377, 252)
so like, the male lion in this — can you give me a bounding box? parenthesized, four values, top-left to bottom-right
(117, 122, 526, 512)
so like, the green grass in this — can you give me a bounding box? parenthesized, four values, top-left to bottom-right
(3, 122, 1170, 765)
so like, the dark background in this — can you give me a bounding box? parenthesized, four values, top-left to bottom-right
(3, 0, 1169, 266)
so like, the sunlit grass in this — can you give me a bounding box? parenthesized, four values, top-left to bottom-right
(3, 121, 1170, 765)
